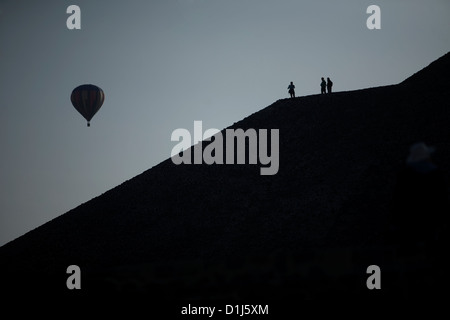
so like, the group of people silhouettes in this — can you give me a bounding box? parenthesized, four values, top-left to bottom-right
(321, 77, 333, 94)
(287, 77, 333, 98)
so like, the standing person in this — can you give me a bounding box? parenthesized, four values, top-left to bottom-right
(326, 77, 333, 93)
(320, 77, 326, 94)
(287, 81, 295, 98)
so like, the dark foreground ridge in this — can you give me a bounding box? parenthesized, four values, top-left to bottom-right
(1, 52, 450, 299)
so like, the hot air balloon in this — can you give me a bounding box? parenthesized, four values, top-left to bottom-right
(70, 84, 105, 127)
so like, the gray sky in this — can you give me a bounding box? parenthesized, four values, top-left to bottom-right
(1, 0, 449, 247)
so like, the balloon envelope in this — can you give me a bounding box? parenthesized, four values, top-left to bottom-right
(70, 84, 105, 126)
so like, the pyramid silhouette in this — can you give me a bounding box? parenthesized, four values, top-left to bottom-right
(1, 52, 450, 299)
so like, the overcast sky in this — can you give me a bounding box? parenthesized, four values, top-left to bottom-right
(0, 0, 449, 247)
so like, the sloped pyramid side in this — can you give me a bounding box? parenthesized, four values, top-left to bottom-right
(1, 51, 450, 297)
(401, 51, 450, 89)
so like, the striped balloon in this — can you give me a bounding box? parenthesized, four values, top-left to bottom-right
(70, 84, 105, 127)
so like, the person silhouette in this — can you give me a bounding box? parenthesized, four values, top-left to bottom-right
(320, 77, 326, 94)
(287, 81, 295, 98)
(326, 77, 333, 93)
(391, 142, 449, 257)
